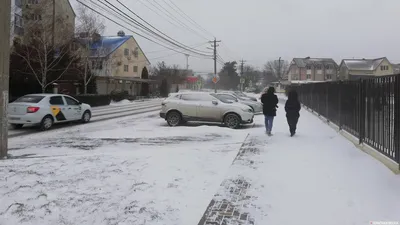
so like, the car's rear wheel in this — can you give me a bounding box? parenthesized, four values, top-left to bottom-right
(224, 113, 241, 129)
(166, 111, 181, 127)
(11, 124, 23, 129)
(81, 110, 91, 123)
(40, 115, 54, 131)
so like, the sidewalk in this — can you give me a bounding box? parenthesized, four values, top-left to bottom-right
(198, 101, 400, 225)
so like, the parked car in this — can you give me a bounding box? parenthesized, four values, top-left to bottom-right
(159, 92, 254, 129)
(221, 91, 257, 102)
(8, 94, 92, 131)
(213, 92, 263, 113)
(233, 91, 258, 101)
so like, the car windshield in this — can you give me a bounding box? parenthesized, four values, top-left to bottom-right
(235, 92, 246, 97)
(14, 95, 45, 103)
(211, 94, 234, 104)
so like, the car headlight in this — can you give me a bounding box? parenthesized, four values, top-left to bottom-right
(242, 108, 253, 113)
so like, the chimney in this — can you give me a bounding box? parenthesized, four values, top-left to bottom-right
(117, 30, 125, 37)
(92, 32, 101, 43)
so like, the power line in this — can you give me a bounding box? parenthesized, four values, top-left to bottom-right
(146, 42, 209, 54)
(163, 0, 214, 38)
(98, 0, 212, 57)
(150, 0, 210, 41)
(113, 0, 211, 55)
(76, 0, 213, 59)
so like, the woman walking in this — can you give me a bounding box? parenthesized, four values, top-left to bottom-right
(261, 87, 279, 136)
(285, 90, 301, 137)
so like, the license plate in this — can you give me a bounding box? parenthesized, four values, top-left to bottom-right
(9, 117, 20, 120)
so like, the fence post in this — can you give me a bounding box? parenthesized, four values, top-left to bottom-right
(338, 81, 342, 130)
(359, 79, 366, 145)
(394, 76, 400, 165)
(326, 84, 329, 123)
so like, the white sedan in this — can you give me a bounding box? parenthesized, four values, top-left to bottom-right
(8, 94, 92, 131)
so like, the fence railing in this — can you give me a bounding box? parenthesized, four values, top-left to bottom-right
(290, 75, 400, 165)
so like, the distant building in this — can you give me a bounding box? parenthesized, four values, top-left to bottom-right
(287, 57, 339, 82)
(338, 57, 394, 80)
(77, 31, 156, 96)
(391, 63, 400, 74)
(11, 0, 23, 43)
(13, 0, 75, 45)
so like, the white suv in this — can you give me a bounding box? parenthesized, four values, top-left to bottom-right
(160, 92, 254, 129)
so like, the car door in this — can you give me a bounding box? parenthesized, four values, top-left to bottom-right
(49, 96, 68, 122)
(197, 94, 222, 121)
(63, 96, 82, 120)
(179, 94, 200, 119)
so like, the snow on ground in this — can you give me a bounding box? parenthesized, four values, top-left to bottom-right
(1, 113, 252, 225)
(212, 100, 400, 225)
(110, 99, 134, 105)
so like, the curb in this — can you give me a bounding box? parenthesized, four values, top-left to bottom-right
(197, 133, 258, 225)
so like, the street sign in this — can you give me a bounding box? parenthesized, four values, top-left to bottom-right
(240, 78, 245, 84)
(212, 76, 219, 84)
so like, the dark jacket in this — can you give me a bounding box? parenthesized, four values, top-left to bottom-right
(261, 93, 279, 116)
(285, 98, 301, 118)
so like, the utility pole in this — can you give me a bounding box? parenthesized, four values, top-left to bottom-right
(0, 0, 11, 159)
(208, 38, 221, 93)
(184, 54, 189, 70)
(240, 59, 246, 92)
(277, 57, 282, 91)
(52, 0, 56, 47)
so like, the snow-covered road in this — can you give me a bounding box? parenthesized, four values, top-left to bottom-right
(1, 96, 400, 225)
(8, 99, 163, 138)
(1, 112, 252, 225)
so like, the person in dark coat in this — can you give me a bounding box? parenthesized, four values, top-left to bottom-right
(285, 90, 301, 137)
(261, 87, 279, 136)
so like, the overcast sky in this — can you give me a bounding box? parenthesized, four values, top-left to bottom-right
(70, 0, 400, 73)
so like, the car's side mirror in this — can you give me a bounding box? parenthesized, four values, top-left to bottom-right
(78, 101, 82, 105)
(212, 100, 218, 105)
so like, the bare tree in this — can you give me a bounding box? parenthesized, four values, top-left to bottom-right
(12, 0, 76, 93)
(264, 60, 289, 82)
(76, 5, 105, 94)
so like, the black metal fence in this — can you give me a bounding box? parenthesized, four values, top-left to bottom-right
(290, 75, 400, 165)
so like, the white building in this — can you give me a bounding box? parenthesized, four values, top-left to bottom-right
(11, 0, 23, 44)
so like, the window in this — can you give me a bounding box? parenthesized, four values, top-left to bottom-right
(326, 65, 331, 70)
(315, 65, 322, 70)
(381, 65, 389, 71)
(306, 74, 311, 79)
(133, 66, 138, 72)
(124, 65, 129, 72)
(326, 74, 332, 80)
(181, 94, 214, 101)
(92, 60, 103, 70)
(215, 94, 237, 103)
(15, 0, 22, 7)
(14, 15, 23, 27)
(306, 65, 311, 70)
(133, 48, 139, 58)
(31, 14, 41, 21)
(124, 48, 129, 56)
(14, 95, 44, 103)
(49, 96, 65, 105)
(64, 96, 79, 105)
